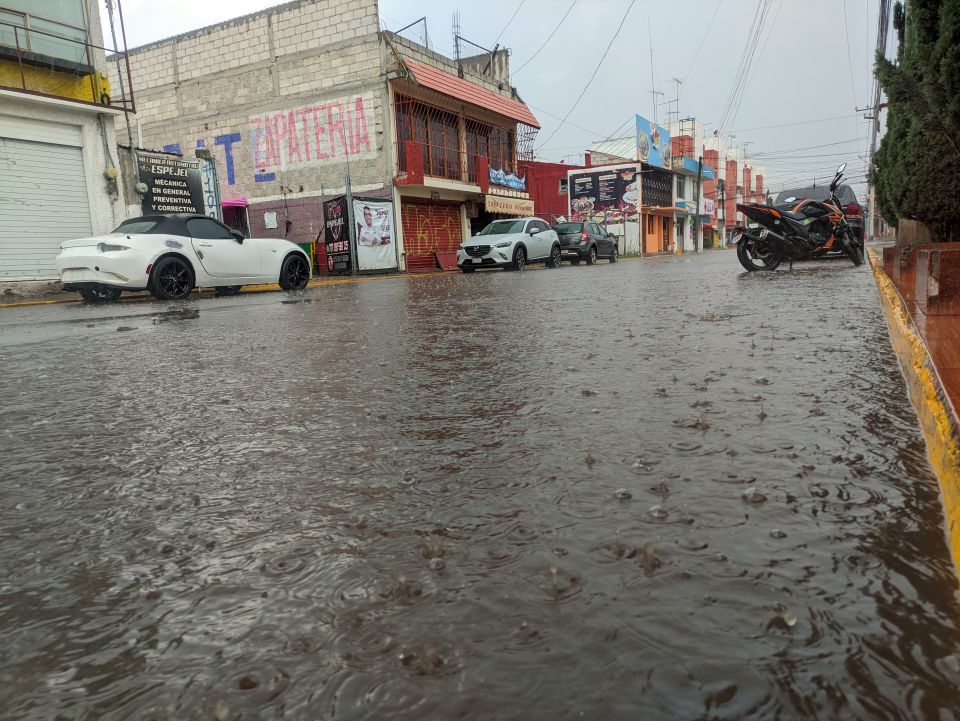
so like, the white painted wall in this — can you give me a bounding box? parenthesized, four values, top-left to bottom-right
(2, 95, 126, 237)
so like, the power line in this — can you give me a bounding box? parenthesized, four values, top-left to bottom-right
(535, 0, 638, 151)
(603, 115, 635, 140)
(512, 0, 578, 75)
(718, 0, 774, 138)
(730, 113, 859, 133)
(685, 0, 723, 80)
(491, 0, 527, 47)
(715, 0, 765, 137)
(527, 103, 607, 140)
(841, 0, 860, 108)
(750, 137, 863, 157)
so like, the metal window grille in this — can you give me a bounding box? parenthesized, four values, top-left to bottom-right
(394, 93, 537, 184)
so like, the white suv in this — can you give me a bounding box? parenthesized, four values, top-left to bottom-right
(458, 217, 561, 272)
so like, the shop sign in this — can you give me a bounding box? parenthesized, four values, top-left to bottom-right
(635, 114, 672, 169)
(323, 196, 352, 273)
(353, 199, 397, 271)
(198, 155, 222, 221)
(485, 194, 534, 216)
(137, 152, 204, 214)
(702, 198, 715, 214)
(488, 166, 527, 191)
(567, 165, 639, 222)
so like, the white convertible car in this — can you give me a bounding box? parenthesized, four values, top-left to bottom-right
(56, 213, 312, 302)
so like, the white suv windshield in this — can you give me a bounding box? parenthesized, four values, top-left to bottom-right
(479, 220, 525, 235)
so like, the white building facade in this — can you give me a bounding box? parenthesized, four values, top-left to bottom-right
(0, 0, 132, 283)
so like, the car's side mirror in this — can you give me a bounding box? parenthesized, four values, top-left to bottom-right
(529, 227, 540, 235)
(231, 230, 244, 243)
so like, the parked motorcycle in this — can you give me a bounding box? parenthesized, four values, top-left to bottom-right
(734, 162, 864, 271)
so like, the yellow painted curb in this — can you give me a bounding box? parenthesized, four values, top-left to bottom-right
(0, 272, 442, 310)
(869, 247, 960, 576)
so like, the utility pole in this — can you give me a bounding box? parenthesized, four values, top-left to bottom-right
(866, 0, 892, 241)
(694, 155, 703, 253)
(718, 179, 726, 246)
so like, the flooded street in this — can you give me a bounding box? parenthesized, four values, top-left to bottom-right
(3, 250, 960, 720)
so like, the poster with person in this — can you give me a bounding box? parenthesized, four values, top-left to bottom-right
(353, 199, 397, 271)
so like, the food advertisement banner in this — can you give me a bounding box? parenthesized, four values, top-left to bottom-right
(137, 152, 204, 215)
(323, 196, 351, 274)
(567, 166, 640, 222)
(635, 115, 671, 169)
(354, 199, 397, 271)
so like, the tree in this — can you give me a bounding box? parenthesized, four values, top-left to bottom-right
(874, 0, 960, 241)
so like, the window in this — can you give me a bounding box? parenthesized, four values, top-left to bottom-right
(114, 219, 159, 234)
(1, 1, 89, 65)
(676, 176, 685, 199)
(187, 218, 233, 239)
(553, 222, 583, 233)
(480, 219, 526, 235)
(394, 96, 460, 181)
(558, 178, 568, 195)
(466, 118, 515, 183)
(590, 223, 603, 235)
(530, 220, 549, 233)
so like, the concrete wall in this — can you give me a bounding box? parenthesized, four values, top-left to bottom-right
(384, 33, 516, 100)
(109, 0, 390, 244)
(460, 49, 511, 88)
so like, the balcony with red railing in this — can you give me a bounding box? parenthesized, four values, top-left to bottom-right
(394, 139, 496, 189)
(0, 5, 134, 112)
(392, 93, 533, 191)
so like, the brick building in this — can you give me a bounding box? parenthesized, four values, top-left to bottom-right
(111, 0, 540, 272)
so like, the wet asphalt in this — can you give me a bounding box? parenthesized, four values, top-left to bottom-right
(2, 250, 959, 721)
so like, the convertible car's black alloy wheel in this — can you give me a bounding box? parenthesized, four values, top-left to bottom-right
(280, 254, 310, 290)
(151, 257, 194, 300)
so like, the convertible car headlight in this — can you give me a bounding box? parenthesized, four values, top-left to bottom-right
(494, 241, 512, 248)
(98, 243, 130, 253)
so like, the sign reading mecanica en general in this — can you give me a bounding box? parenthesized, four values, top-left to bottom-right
(137, 152, 204, 215)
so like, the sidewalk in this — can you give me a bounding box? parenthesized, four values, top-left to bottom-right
(869, 245, 960, 575)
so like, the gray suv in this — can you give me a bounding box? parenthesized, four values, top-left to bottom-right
(552, 221, 619, 265)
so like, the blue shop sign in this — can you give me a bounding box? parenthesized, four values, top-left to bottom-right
(489, 166, 527, 191)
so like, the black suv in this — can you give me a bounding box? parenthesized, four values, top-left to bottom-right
(552, 221, 619, 265)
(773, 184, 864, 244)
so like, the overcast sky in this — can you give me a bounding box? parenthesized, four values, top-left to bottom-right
(103, 0, 886, 196)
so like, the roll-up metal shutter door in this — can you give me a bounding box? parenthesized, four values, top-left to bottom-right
(0, 137, 92, 281)
(400, 199, 462, 272)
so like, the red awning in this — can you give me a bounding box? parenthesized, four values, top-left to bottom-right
(221, 198, 248, 207)
(401, 57, 540, 129)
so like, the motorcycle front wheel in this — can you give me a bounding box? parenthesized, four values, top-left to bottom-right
(737, 235, 782, 271)
(844, 238, 864, 266)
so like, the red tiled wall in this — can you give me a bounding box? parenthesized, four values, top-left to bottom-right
(520, 159, 585, 222)
(673, 135, 694, 159)
(725, 159, 738, 223)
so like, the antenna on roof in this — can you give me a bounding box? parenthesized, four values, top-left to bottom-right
(452, 11, 461, 64)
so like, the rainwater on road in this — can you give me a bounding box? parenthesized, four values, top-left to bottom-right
(2, 250, 959, 720)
